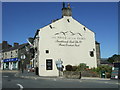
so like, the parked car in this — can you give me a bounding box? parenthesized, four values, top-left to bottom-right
(111, 63, 120, 79)
(27, 67, 35, 73)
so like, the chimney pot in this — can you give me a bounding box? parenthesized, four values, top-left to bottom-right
(14, 43, 19, 47)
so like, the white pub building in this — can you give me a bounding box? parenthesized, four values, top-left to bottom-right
(31, 3, 99, 76)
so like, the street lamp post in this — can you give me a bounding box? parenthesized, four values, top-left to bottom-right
(21, 60, 24, 73)
(20, 54, 26, 73)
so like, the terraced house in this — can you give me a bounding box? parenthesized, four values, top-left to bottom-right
(1, 41, 31, 70)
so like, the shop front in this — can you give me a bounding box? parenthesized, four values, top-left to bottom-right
(3, 58, 20, 70)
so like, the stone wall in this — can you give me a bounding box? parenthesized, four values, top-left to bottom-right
(63, 71, 99, 79)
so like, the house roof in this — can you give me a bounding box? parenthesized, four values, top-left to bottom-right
(3, 43, 28, 52)
(100, 60, 112, 64)
(95, 41, 100, 44)
(0, 43, 2, 50)
(38, 16, 95, 35)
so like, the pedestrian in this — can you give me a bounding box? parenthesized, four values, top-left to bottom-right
(79, 72, 81, 79)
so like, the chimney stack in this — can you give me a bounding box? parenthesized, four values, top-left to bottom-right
(62, 3, 72, 17)
(2, 41, 8, 49)
(63, 2, 65, 8)
(2, 41, 12, 49)
(14, 43, 19, 47)
(67, 3, 70, 8)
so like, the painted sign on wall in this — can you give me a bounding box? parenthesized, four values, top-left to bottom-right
(52, 31, 85, 47)
(3, 58, 19, 62)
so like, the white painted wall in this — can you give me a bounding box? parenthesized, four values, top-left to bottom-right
(33, 36, 39, 68)
(38, 16, 97, 76)
(3, 49, 18, 59)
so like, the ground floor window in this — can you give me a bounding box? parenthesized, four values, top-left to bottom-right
(46, 59, 53, 70)
(5, 62, 9, 69)
(13, 62, 18, 70)
(3, 61, 18, 70)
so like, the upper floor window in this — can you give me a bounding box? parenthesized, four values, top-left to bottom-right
(15, 51, 17, 55)
(16, 51, 18, 53)
(46, 50, 49, 54)
(5, 53, 7, 58)
(90, 51, 94, 57)
(83, 27, 86, 31)
(35, 47, 37, 52)
(67, 19, 70, 23)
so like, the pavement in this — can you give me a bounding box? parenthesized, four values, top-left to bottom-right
(0, 70, 19, 73)
(14, 70, 111, 80)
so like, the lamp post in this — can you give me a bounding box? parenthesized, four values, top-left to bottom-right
(20, 54, 26, 73)
(21, 60, 24, 73)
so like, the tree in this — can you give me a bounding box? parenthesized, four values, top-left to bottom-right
(77, 63, 89, 71)
(91, 65, 112, 76)
(72, 66, 78, 71)
(107, 54, 120, 63)
(65, 65, 73, 71)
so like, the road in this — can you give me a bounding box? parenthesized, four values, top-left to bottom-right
(1, 72, 120, 89)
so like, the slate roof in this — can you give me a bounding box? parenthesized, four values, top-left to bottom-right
(2, 43, 28, 52)
(100, 60, 112, 64)
(95, 41, 100, 44)
(0, 43, 2, 50)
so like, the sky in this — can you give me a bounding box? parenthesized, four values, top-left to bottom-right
(2, 2, 118, 58)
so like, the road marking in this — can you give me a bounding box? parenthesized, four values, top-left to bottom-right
(79, 80, 82, 82)
(116, 83, 120, 85)
(3, 76, 8, 77)
(17, 84, 24, 90)
(34, 78, 37, 80)
(104, 82, 108, 83)
(53, 79, 56, 81)
(14, 73, 17, 77)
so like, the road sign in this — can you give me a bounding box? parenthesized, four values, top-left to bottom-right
(56, 59, 63, 68)
(21, 54, 26, 59)
(55, 59, 63, 65)
(57, 64, 62, 68)
(22, 60, 24, 64)
(3, 58, 19, 62)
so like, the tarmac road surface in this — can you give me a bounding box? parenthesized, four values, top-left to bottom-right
(1, 71, 120, 89)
